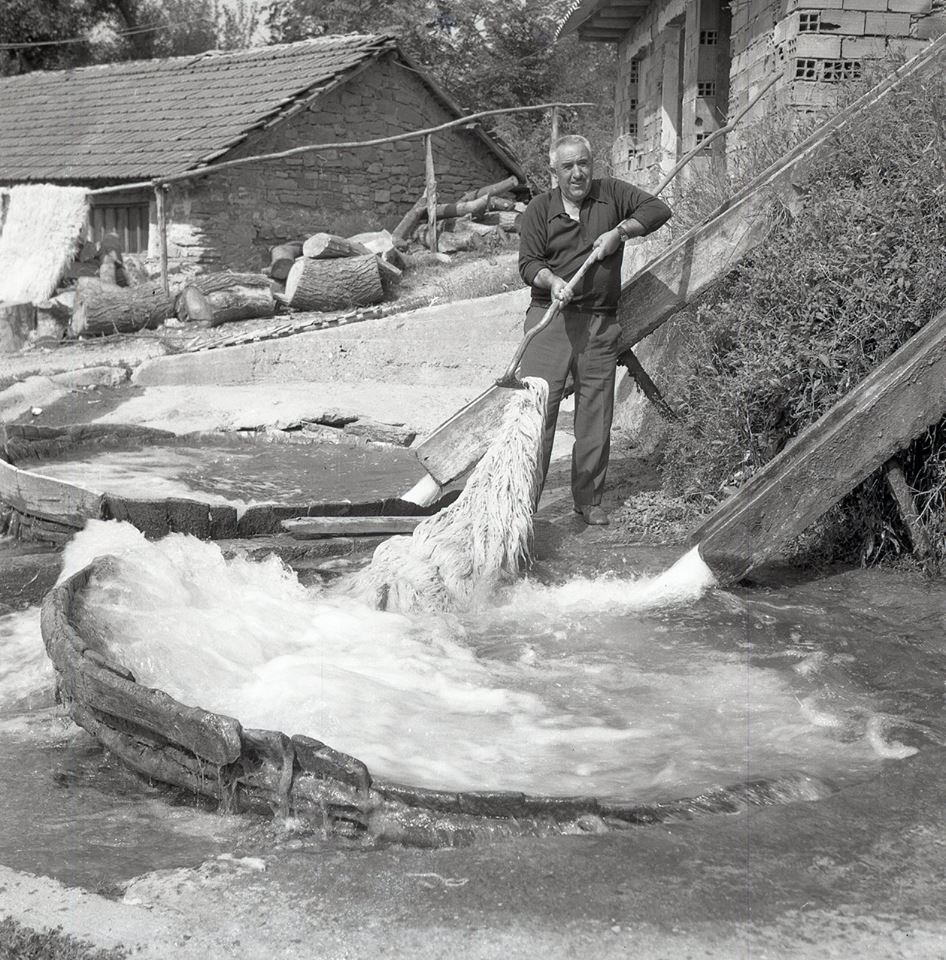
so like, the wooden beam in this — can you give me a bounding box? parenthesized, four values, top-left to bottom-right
(425, 134, 438, 253)
(578, 28, 626, 39)
(282, 516, 423, 539)
(617, 34, 946, 350)
(883, 458, 935, 572)
(693, 305, 946, 583)
(155, 184, 169, 297)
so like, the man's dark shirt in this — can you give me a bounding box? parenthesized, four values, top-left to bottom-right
(518, 178, 672, 314)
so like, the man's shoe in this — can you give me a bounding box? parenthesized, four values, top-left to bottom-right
(574, 504, 609, 525)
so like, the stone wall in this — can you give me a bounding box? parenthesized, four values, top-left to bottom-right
(158, 53, 514, 273)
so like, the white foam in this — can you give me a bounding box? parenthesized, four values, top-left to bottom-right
(55, 522, 893, 797)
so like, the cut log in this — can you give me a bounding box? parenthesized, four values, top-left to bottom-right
(98, 248, 122, 286)
(269, 242, 303, 281)
(284, 254, 383, 311)
(457, 175, 520, 203)
(692, 303, 946, 583)
(617, 35, 946, 349)
(302, 233, 372, 259)
(392, 189, 428, 243)
(0, 301, 36, 352)
(176, 272, 276, 327)
(33, 299, 70, 341)
(375, 255, 403, 296)
(71, 278, 175, 337)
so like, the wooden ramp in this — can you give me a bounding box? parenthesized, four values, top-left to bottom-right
(692, 305, 946, 583)
(616, 34, 946, 350)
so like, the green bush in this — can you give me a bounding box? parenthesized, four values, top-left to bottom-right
(659, 59, 946, 567)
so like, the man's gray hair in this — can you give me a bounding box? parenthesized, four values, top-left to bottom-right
(549, 134, 593, 165)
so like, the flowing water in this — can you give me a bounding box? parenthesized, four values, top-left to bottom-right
(2, 519, 944, 889)
(30, 437, 422, 512)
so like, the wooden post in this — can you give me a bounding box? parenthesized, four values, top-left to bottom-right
(883, 458, 935, 572)
(155, 184, 169, 297)
(550, 106, 560, 188)
(424, 134, 438, 253)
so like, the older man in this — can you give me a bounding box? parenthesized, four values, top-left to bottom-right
(517, 134, 672, 525)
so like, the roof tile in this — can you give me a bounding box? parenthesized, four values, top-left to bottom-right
(0, 34, 394, 182)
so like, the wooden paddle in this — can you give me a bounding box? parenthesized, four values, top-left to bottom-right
(401, 249, 601, 506)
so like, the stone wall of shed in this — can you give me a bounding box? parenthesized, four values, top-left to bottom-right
(158, 53, 512, 273)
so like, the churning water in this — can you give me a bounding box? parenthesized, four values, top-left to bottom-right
(41, 521, 916, 801)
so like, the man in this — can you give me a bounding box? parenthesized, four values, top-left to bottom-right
(517, 134, 672, 525)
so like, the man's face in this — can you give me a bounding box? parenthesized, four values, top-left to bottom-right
(552, 142, 593, 204)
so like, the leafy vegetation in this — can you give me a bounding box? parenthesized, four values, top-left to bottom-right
(0, 918, 126, 960)
(659, 62, 946, 568)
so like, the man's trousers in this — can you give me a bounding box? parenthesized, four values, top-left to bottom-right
(517, 303, 621, 507)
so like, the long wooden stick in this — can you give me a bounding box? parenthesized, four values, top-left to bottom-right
(425, 135, 438, 253)
(653, 75, 779, 194)
(155, 185, 169, 296)
(87, 101, 596, 197)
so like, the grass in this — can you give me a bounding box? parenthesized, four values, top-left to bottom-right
(0, 918, 127, 960)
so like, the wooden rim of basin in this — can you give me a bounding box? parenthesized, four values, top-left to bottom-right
(1, 421, 445, 544)
(40, 557, 838, 845)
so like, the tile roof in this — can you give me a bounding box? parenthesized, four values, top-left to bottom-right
(0, 34, 400, 183)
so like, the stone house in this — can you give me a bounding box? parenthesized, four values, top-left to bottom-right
(0, 34, 523, 274)
(557, 0, 944, 184)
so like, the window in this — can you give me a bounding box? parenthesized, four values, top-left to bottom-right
(629, 59, 639, 82)
(697, 81, 717, 97)
(700, 30, 719, 44)
(88, 200, 150, 254)
(821, 59, 861, 81)
(794, 58, 818, 80)
(798, 11, 821, 32)
(627, 121, 638, 137)
(695, 132, 710, 144)
(628, 97, 638, 111)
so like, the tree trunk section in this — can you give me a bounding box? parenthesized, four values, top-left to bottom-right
(71, 278, 175, 337)
(0, 301, 36, 352)
(284, 255, 383, 311)
(177, 272, 276, 327)
(302, 233, 372, 259)
(269, 242, 303, 281)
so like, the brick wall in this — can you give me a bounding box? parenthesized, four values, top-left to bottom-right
(159, 52, 513, 273)
(776, 0, 941, 114)
(606, 0, 942, 187)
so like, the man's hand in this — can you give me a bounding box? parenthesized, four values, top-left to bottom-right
(592, 228, 623, 261)
(549, 275, 573, 304)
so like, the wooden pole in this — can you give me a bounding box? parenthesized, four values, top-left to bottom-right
(883, 458, 935, 572)
(425, 134, 438, 253)
(85, 101, 595, 197)
(155, 185, 169, 296)
(550, 106, 560, 189)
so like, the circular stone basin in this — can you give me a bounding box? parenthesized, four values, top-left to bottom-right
(42, 522, 929, 840)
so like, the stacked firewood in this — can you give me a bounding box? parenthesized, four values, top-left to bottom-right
(271, 230, 405, 312)
(391, 175, 525, 254)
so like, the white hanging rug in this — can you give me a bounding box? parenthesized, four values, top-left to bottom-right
(346, 377, 549, 614)
(0, 184, 89, 303)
